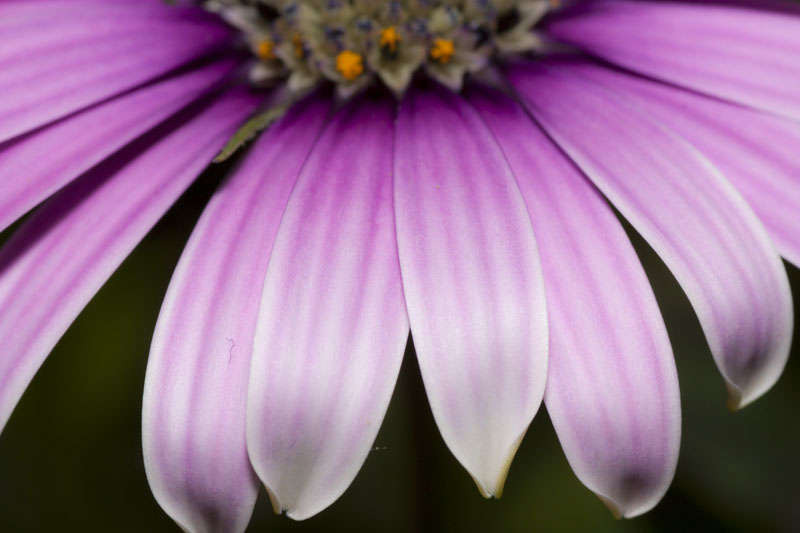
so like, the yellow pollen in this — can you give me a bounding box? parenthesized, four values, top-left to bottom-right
(256, 40, 276, 61)
(380, 26, 400, 53)
(336, 50, 364, 81)
(430, 38, 455, 64)
(292, 32, 304, 58)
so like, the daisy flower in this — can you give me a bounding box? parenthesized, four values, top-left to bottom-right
(0, 0, 798, 531)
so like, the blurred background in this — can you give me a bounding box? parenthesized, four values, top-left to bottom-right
(0, 162, 798, 532)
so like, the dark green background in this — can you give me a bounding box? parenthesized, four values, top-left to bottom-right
(0, 164, 798, 532)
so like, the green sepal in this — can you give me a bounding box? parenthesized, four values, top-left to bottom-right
(213, 101, 293, 163)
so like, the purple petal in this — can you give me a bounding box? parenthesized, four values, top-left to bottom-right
(142, 95, 329, 533)
(469, 85, 680, 518)
(246, 98, 408, 520)
(1, 0, 160, 13)
(0, 4, 231, 142)
(552, 58, 800, 268)
(0, 88, 259, 433)
(546, 0, 800, 120)
(0, 57, 240, 233)
(1, 2, 207, 60)
(394, 87, 548, 497)
(509, 62, 793, 409)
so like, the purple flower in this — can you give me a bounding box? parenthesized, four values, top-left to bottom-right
(0, 0, 797, 531)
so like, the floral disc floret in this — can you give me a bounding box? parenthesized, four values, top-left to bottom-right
(204, 0, 561, 96)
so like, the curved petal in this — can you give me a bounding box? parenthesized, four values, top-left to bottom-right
(246, 98, 408, 520)
(551, 58, 800, 268)
(509, 62, 793, 409)
(0, 0, 161, 17)
(0, 57, 241, 233)
(546, 0, 800, 120)
(394, 86, 548, 497)
(0, 7, 231, 142)
(142, 95, 329, 533)
(0, 3, 206, 60)
(469, 85, 681, 518)
(0, 88, 259, 433)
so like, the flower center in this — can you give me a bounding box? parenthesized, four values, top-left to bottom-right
(205, 0, 560, 97)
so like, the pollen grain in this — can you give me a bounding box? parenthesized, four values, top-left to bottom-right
(256, 40, 276, 61)
(336, 50, 364, 81)
(430, 39, 455, 64)
(380, 26, 400, 53)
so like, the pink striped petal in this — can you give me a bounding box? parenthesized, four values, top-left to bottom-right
(1, 0, 159, 11)
(545, 0, 800, 120)
(509, 62, 793, 409)
(142, 95, 329, 533)
(394, 87, 548, 497)
(0, 1, 162, 28)
(0, 2, 135, 28)
(0, 3, 206, 59)
(0, 7, 231, 142)
(469, 85, 681, 518)
(552, 58, 800, 268)
(246, 98, 408, 520)
(0, 88, 259, 433)
(0, 57, 240, 233)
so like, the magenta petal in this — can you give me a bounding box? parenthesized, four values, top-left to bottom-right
(470, 86, 681, 518)
(0, 0, 161, 19)
(552, 58, 800, 268)
(0, 5, 231, 142)
(510, 62, 793, 409)
(0, 3, 209, 61)
(0, 57, 240, 233)
(394, 87, 548, 497)
(246, 99, 408, 520)
(546, 0, 800, 120)
(0, 88, 258, 433)
(142, 96, 329, 533)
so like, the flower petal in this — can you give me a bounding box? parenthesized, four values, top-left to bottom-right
(552, 58, 800, 268)
(509, 62, 793, 409)
(1, 0, 160, 16)
(0, 5, 231, 142)
(0, 88, 259, 433)
(393, 86, 548, 497)
(0, 57, 240, 233)
(546, 0, 800, 120)
(246, 98, 408, 520)
(142, 95, 329, 533)
(469, 85, 681, 518)
(0, 2, 204, 60)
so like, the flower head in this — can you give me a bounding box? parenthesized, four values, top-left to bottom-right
(0, 0, 798, 531)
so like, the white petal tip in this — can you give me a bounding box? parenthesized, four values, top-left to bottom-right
(265, 486, 284, 516)
(595, 492, 659, 520)
(470, 474, 502, 500)
(590, 479, 667, 519)
(724, 374, 777, 412)
(726, 382, 745, 412)
(597, 495, 624, 520)
(284, 507, 321, 522)
(467, 430, 527, 500)
(263, 484, 328, 521)
(726, 382, 765, 412)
